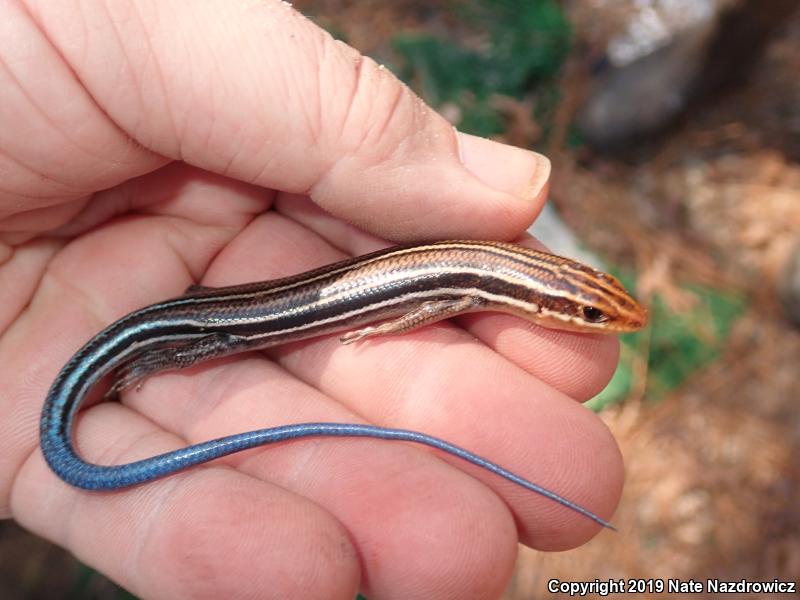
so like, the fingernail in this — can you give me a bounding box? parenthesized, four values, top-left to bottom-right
(458, 132, 550, 202)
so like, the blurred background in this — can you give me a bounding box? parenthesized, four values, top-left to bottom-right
(3, 1, 798, 597)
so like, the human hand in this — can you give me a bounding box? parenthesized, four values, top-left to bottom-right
(0, 2, 623, 598)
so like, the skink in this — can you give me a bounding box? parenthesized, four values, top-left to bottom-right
(40, 240, 646, 529)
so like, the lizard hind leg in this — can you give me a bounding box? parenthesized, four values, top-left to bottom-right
(106, 333, 251, 397)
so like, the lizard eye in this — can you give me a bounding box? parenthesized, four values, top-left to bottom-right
(582, 306, 608, 323)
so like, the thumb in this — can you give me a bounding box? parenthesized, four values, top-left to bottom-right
(31, 0, 549, 240)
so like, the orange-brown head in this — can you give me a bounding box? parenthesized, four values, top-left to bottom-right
(526, 254, 648, 333)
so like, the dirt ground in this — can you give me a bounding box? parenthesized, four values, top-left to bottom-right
(507, 5, 800, 598)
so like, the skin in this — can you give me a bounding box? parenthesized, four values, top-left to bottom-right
(0, 1, 624, 599)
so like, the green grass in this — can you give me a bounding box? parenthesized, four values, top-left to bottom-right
(72, 565, 138, 600)
(589, 277, 747, 410)
(391, 0, 571, 137)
